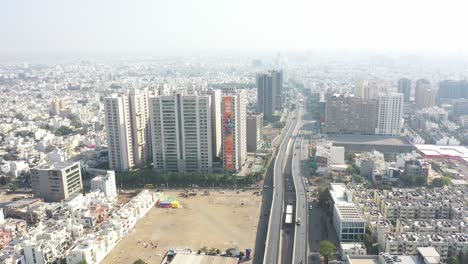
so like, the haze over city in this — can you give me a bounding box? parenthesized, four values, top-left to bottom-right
(3, 0, 468, 56)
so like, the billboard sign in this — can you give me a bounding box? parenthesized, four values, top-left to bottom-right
(224, 97, 234, 171)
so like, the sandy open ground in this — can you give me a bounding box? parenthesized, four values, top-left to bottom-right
(101, 189, 262, 264)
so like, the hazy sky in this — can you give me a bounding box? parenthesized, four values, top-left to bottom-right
(2, 0, 468, 55)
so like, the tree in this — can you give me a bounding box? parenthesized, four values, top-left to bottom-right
(14, 113, 25, 121)
(448, 256, 460, 264)
(432, 177, 451, 187)
(319, 240, 336, 263)
(133, 259, 147, 264)
(317, 187, 330, 208)
(414, 176, 426, 186)
(353, 175, 365, 184)
(55, 126, 74, 136)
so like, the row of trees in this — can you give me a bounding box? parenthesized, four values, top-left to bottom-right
(116, 168, 264, 188)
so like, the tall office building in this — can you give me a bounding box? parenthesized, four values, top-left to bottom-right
(415, 79, 436, 109)
(206, 89, 222, 159)
(323, 95, 378, 135)
(354, 80, 387, 99)
(256, 70, 283, 121)
(104, 94, 134, 171)
(247, 113, 264, 152)
(222, 90, 247, 173)
(398, 78, 411, 102)
(128, 88, 152, 166)
(438, 80, 468, 101)
(31, 161, 83, 202)
(149, 93, 213, 173)
(375, 93, 404, 136)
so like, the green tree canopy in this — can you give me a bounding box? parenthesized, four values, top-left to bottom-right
(448, 256, 460, 264)
(318, 187, 330, 208)
(133, 259, 147, 264)
(319, 240, 336, 263)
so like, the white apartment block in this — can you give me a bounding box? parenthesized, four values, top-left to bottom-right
(149, 93, 213, 173)
(384, 232, 468, 263)
(330, 183, 366, 241)
(90, 170, 117, 198)
(104, 94, 134, 171)
(206, 89, 222, 159)
(221, 90, 247, 173)
(31, 161, 83, 202)
(104, 89, 152, 171)
(128, 88, 152, 166)
(375, 93, 404, 136)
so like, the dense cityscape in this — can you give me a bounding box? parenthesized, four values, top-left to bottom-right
(2, 1, 468, 264)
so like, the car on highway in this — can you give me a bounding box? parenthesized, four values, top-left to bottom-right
(296, 217, 301, 225)
(309, 205, 313, 210)
(263, 185, 270, 188)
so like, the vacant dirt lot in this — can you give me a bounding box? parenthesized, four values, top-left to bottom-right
(101, 189, 262, 264)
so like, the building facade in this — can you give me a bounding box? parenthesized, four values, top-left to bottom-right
(149, 93, 213, 173)
(222, 90, 247, 173)
(128, 88, 152, 166)
(246, 113, 264, 152)
(397, 78, 411, 102)
(104, 94, 134, 171)
(90, 170, 117, 198)
(256, 70, 283, 121)
(375, 93, 404, 136)
(330, 183, 366, 241)
(31, 162, 83, 202)
(354, 80, 387, 100)
(323, 95, 378, 135)
(415, 79, 436, 109)
(438, 80, 468, 101)
(206, 89, 222, 159)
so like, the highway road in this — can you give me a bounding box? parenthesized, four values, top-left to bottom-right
(254, 110, 292, 264)
(280, 133, 296, 264)
(263, 108, 299, 264)
(292, 136, 308, 264)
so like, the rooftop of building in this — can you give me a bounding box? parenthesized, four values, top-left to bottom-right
(415, 144, 468, 162)
(33, 161, 78, 171)
(341, 242, 366, 250)
(348, 254, 422, 264)
(4, 198, 42, 209)
(336, 204, 365, 220)
(327, 135, 410, 146)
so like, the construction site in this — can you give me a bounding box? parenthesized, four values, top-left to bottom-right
(101, 189, 262, 264)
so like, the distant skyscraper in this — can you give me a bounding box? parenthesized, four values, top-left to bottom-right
(149, 93, 212, 173)
(415, 79, 436, 109)
(354, 80, 387, 99)
(50, 98, 65, 115)
(222, 90, 247, 173)
(438, 80, 468, 101)
(104, 94, 134, 171)
(256, 70, 283, 121)
(323, 95, 378, 135)
(398, 78, 411, 102)
(375, 93, 404, 136)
